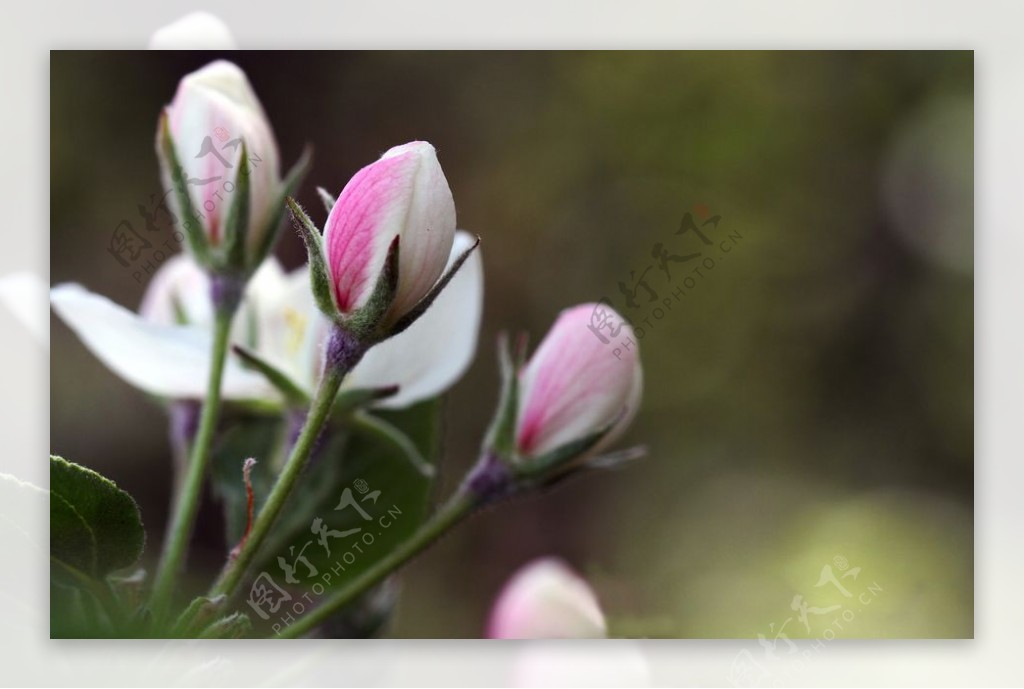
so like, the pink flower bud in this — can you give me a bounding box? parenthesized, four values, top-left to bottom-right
(487, 558, 607, 639)
(164, 60, 280, 248)
(515, 303, 642, 457)
(322, 141, 456, 325)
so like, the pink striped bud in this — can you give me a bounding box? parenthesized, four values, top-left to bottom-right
(164, 60, 280, 249)
(487, 558, 607, 639)
(322, 141, 456, 325)
(515, 303, 642, 458)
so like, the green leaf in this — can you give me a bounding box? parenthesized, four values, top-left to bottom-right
(50, 491, 96, 578)
(348, 412, 435, 478)
(50, 456, 144, 579)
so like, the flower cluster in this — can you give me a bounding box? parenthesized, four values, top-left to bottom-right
(49, 59, 644, 639)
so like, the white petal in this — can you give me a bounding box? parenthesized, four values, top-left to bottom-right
(139, 253, 286, 355)
(148, 12, 237, 50)
(516, 303, 640, 457)
(51, 284, 275, 401)
(138, 254, 212, 326)
(0, 271, 49, 348)
(346, 230, 482, 408)
(254, 267, 329, 393)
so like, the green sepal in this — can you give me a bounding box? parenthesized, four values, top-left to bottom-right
(534, 445, 647, 490)
(156, 112, 213, 267)
(514, 411, 627, 483)
(347, 235, 400, 339)
(251, 146, 313, 270)
(171, 594, 226, 638)
(286, 196, 340, 321)
(333, 385, 400, 415)
(317, 186, 336, 214)
(231, 343, 310, 406)
(387, 235, 480, 338)
(483, 332, 524, 459)
(198, 611, 251, 639)
(108, 567, 146, 611)
(222, 140, 252, 270)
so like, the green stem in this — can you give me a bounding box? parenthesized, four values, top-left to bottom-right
(276, 489, 478, 639)
(150, 308, 235, 621)
(209, 365, 345, 601)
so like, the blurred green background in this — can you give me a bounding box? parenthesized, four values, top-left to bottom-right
(50, 51, 973, 638)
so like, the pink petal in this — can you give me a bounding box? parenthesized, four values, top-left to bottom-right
(322, 141, 455, 321)
(516, 303, 642, 457)
(487, 558, 607, 639)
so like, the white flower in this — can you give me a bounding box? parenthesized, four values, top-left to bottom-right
(50, 230, 483, 408)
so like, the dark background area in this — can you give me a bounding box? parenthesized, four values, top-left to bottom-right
(51, 51, 973, 638)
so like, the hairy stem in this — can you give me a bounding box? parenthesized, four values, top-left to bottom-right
(150, 307, 235, 622)
(207, 323, 367, 606)
(209, 364, 345, 601)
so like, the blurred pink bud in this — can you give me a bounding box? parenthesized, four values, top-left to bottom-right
(322, 141, 456, 324)
(516, 303, 643, 457)
(164, 60, 280, 248)
(487, 558, 607, 639)
(148, 12, 237, 49)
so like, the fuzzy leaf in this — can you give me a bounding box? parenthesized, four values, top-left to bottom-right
(50, 455, 145, 579)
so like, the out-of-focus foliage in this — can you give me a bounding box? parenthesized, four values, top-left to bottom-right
(51, 51, 972, 638)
